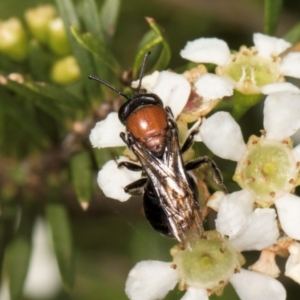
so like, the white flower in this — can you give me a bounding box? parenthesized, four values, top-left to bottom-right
(180, 33, 300, 95)
(24, 218, 61, 299)
(132, 70, 191, 119)
(125, 204, 283, 300)
(200, 91, 300, 240)
(134, 69, 234, 121)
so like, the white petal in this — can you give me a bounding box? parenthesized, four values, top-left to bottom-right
(200, 112, 246, 161)
(152, 71, 191, 119)
(180, 287, 208, 300)
(125, 261, 178, 300)
(207, 191, 226, 212)
(97, 157, 142, 202)
(89, 112, 126, 148)
(253, 33, 291, 59)
(275, 193, 300, 240)
(292, 143, 300, 161)
(261, 82, 300, 95)
(264, 92, 300, 140)
(132, 71, 160, 91)
(215, 190, 254, 238)
(280, 52, 300, 78)
(23, 219, 61, 299)
(194, 74, 234, 101)
(230, 208, 279, 252)
(230, 269, 286, 300)
(285, 242, 300, 284)
(180, 38, 231, 65)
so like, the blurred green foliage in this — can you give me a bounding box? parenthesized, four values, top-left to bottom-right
(0, 0, 300, 299)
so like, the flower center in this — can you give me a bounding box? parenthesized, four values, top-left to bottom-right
(216, 46, 283, 94)
(234, 136, 299, 207)
(172, 231, 243, 293)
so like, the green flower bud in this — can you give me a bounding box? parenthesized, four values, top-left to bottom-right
(48, 18, 71, 56)
(0, 18, 28, 62)
(50, 55, 81, 85)
(24, 4, 56, 44)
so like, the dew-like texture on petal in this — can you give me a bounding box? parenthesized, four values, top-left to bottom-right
(194, 74, 234, 101)
(125, 261, 178, 300)
(215, 190, 254, 239)
(293, 144, 300, 162)
(261, 82, 300, 95)
(264, 92, 300, 140)
(97, 157, 142, 202)
(180, 38, 231, 65)
(180, 287, 208, 300)
(253, 33, 291, 59)
(275, 193, 300, 240)
(280, 52, 300, 78)
(230, 269, 286, 300)
(89, 112, 125, 148)
(285, 242, 300, 284)
(230, 208, 279, 252)
(131, 71, 160, 91)
(200, 112, 246, 161)
(152, 71, 191, 119)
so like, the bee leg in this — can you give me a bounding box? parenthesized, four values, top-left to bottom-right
(118, 161, 143, 172)
(165, 106, 174, 118)
(180, 130, 199, 154)
(181, 118, 204, 154)
(124, 178, 147, 195)
(185, 156, 228, 193)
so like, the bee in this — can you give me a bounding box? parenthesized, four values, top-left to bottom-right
(89, 52, 227, 244)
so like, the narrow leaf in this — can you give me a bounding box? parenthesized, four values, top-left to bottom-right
(264, 0, 283, 35)
(283, 22, 300, 44)
(133, 17, 171, 78)
(71, 26, 121, 75)
(46, 201, 74, 289)
(56, 0, 100, 101)
(8, 206, 36, 300)
(28, 40, 49, 81)
(100, 0, 120, 44)
(81, 0, 104, 40)
(0, 74, 83, 121)
(70, 150, 93, 205)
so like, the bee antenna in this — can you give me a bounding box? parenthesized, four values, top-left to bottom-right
(88, 75, 130, 100)
(136, 51, 151, 95)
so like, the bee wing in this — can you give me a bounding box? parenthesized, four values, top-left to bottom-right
(130, 130, 202, 243)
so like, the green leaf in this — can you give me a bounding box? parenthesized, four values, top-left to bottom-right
(0, 74, 83, 120)
(264, 0, 283, 35)
(56, 0, 100, 102)
(46, 201, 74, 289)
(70, 150, 93, 205)
(70, 26, 121, 76)
(231, 91, 264, 120)
(283, 22, 300, 44)
(100, 0, 120, 44)
(133, 17, 171, 78)
(0, 91, 48, 155)
(8, 206, 36, 300)
(92, 148, 116, 169)
(81, 0, 104, 40)
(28, 40, 49, 81)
